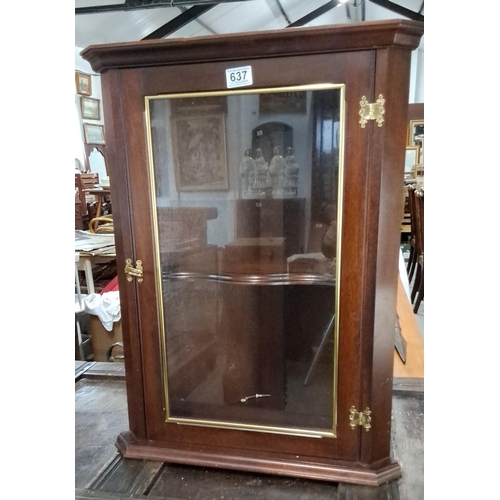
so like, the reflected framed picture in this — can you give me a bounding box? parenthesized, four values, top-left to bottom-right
(75, 71, 92, 96)
(259, 91, 307, 114)
(408, 119, 424, 146)
(83, 123, 105, 144)
(80, 96, 100, 120)
(404, 146, 420, 173)
(171, 113, 228, 191)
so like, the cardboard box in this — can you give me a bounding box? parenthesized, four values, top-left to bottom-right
(89, 315, 123, 362)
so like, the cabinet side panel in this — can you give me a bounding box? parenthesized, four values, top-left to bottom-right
(335, 52, 375, 459)
(119, 68, 168, 437)
(360, 47, 414, 465)
(101, 70, 147, 438)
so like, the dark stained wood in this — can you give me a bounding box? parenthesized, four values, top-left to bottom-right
(126, 48, 376, 466)
(116, 430, 401, 487)
(81, 20, 424, 486)
(81, 20, 424, 73)
(359, 46, 416, 467)
(408, 103, 424, 123)
(235, 198, 306, 256)
(118, 67, 169, 444)
(410, 189, 424, 313)
(100, 69, 147, 440)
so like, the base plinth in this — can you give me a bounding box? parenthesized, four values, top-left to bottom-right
(116, 431, 401, 487)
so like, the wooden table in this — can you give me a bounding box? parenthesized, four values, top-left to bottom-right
(75, 362, 423, 499)
(75, 231, 116, 293)
(84, 188, 111, 220)
(76, 253, 116, 294)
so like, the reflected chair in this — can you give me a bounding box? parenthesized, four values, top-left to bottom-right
(406, 185, 418, 282)
(410, 188, 424, 313)
(89, 216, 114, 233)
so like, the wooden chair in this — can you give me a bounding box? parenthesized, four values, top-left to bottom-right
(410, 188, 424, 313)
(75, 253, 86, 360)
(406, 184, 418, 282)
(89, 216, 114, 234)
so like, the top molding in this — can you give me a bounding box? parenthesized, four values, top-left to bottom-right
(81, 19, 424, 73)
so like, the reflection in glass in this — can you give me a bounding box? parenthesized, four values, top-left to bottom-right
(146, 86, 343, 436)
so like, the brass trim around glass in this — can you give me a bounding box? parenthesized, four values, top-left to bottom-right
(144, 83, 346, 439)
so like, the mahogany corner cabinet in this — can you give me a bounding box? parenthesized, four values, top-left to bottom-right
(81, 19, 424, 487)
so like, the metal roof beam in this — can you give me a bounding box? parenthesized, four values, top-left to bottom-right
(178, 5, 217, 34)
(76, 0, 242, 15)
(275, 0, 291, 24)
(368, 0, 424, 22)
(286, 0, 341, 28)
(142, 4, 215, 39)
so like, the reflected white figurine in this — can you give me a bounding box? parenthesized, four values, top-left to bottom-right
(284, 147, 299, 197)
(254, 148, 271, 197)
(239, 148, 257, 198)
(269, 146, 286, 198)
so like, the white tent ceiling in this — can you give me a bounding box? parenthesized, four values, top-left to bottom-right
(75, 0, 424, 50)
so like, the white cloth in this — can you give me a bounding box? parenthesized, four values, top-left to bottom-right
(83, 291, 121, 331)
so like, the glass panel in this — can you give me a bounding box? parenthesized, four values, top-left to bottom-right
(146, 86, 343, 437)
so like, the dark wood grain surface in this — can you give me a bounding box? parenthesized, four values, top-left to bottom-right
(101, 68, 148, 440)
(103, 47, 378, 469)
(81, 19, 424, 73)
(81, 19, 424, 485)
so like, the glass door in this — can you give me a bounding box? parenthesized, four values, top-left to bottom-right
(145, 84, 345, 438)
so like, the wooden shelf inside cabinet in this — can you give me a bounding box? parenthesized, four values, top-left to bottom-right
(81, 19, 424, 487)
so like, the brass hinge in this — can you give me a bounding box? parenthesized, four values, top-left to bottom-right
(349, 406, 372, 432)
(359, 95, 385, 128)
(124, 259, 143, 283)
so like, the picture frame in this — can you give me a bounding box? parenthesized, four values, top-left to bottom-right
(83, 123, 105, 145)
(80, 96, 101, 120)
(75, 71, 92, 96)
(171, 113, 229, 192)
(259, 91, 307, 114)
(408, 119, 424, 146)
(412, 163, 424, 178)
(404, 146, 420, 173)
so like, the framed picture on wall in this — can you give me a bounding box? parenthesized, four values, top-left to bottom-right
(83, 123, 105, 144)
(75, 71, 92, 96)
(171, 114, 229, 191)
(80, 96, 101, 120)
(259, 91, 307, 114)
(408, 119, 424, 146)
(404, 146, 420, 173)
